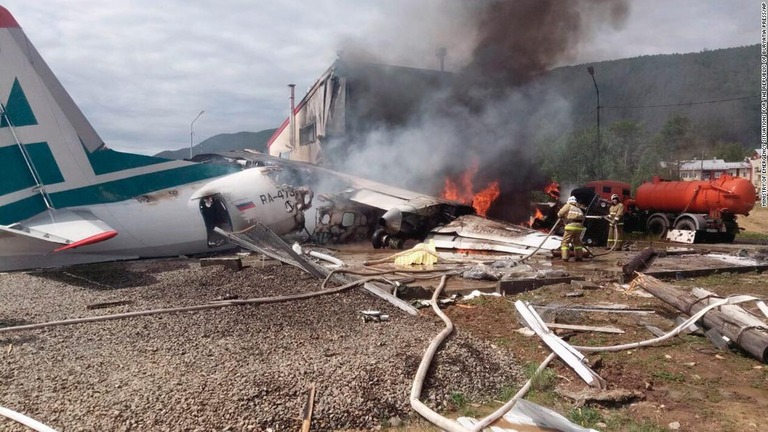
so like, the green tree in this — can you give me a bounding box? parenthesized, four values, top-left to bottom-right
(656, 114, 695, 161)
(712, 140, 750, 161)
(603, 119, 647, 182)
(536, 128, 596, 185)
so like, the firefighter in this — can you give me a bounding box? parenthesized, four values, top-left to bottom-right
(607, 193, 625, 250)
(557, 196, 585, 261)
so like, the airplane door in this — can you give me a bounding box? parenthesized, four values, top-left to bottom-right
(199, 194, 232, 247)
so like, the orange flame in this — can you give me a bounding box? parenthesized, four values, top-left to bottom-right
(544, 181, 560, 200)
(441, 160, 500, 217)
(534, 208, 544, 220)
(472, 181, 500, 216)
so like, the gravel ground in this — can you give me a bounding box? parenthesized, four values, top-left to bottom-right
(1, 257, 524, 431)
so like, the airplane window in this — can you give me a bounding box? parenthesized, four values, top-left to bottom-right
(341, 212, 356, 227)
(320, 213, 331, 224)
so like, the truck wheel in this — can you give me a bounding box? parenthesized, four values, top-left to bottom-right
(647, 217, 667, 238)
(674, 218, 696, 232)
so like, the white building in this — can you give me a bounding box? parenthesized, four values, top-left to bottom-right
(677, 158, 752, 181)
(749, 148, 765, 196)
(266, 58, 449, 165)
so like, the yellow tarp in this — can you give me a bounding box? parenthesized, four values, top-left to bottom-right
(394, 240, 438, 266)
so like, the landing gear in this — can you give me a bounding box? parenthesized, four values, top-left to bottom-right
(372, 228, 387, 249)
(371, 228, 406, 249)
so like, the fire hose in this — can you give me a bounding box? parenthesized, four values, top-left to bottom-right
(583, 215, 620, 257)
(519, 219, 562, 262)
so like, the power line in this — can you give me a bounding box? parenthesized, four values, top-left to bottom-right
(602, 95, 756, 109)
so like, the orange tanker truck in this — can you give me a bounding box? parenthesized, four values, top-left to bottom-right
(582, 175, 756, 243)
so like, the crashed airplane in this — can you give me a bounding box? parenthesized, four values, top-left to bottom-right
(0, 6, 559, 272)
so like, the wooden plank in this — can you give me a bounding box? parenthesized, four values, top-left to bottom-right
(545, 323, 624, 334)
(533, 304, 656, 315)
(515, 301, 606, 388)
(199, 256, 243, 271)
(497, 277, 584, 295)
(643, 264, 768, 280)
(300, 383, 316, 432)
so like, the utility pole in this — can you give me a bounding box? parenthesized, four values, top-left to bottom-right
(190, 110, 204, 159)
(587, 66, 601, 179)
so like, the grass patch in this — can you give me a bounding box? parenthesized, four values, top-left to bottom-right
(522, 361, 558, 406)
(652, 369, 686, 383)
(577, 334, 607, 347)
(447, 391, 481, 417)
(523, 362, 557, 391)
(465, 296, 490, 306)
(604, 413, 667, 432)
(567, 406, 603, 428)
(449, 391, 468, 409)
(739, 231, 768, 241)
(675, 272, 735, 288)
(497, 385, 518, 401)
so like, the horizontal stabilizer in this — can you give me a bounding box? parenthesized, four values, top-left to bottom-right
(0, 209, 118, 251)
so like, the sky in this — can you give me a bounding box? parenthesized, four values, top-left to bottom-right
(1, 0, 758, 156)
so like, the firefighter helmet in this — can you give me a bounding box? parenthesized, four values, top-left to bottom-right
(611, 194, 619, 201)
(567, 196, 577, 204)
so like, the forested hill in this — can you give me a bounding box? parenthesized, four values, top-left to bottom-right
(534, 45, 759, 187)
(548, 44, 758, 146)
(154, 129, 276, 160)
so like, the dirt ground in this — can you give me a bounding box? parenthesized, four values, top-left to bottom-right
(440, 270, 768, 432)
(380, 204, 768, 431)
(388, 233, 768, 432)
(737, 205, 768, 235)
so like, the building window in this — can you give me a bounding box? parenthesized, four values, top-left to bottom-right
(602, 186, 611, 194)
(300, 123, 316, 145)
(279, 151, 291, 159)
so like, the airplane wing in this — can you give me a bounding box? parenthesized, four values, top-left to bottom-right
(0, 209, 118, 251)
(199, 152, 559, 255)
(427, 215, 562, 254)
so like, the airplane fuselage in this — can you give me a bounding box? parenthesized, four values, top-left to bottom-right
(0, 166, 307, 271)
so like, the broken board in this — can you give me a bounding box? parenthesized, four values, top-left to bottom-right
(666, 229, 696, 244)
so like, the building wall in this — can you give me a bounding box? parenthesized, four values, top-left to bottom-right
(749, 149, 764, 197)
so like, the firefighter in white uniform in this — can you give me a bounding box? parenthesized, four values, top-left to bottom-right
(607, 193, 625, 250)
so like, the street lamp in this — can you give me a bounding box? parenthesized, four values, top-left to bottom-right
(190, 110, 205, 159)
(587, 66, 600, 178)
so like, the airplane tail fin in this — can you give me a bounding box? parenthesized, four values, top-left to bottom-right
(0, 6, 231, 234)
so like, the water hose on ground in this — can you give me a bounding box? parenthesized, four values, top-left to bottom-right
(0, 406, 58, 432)
(586, 218, 620, 257)
(0, 277, 394, 334)
(519, 219, 561, 263)
(572, 293, 763, 353)
(409, 276, 567, 432)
